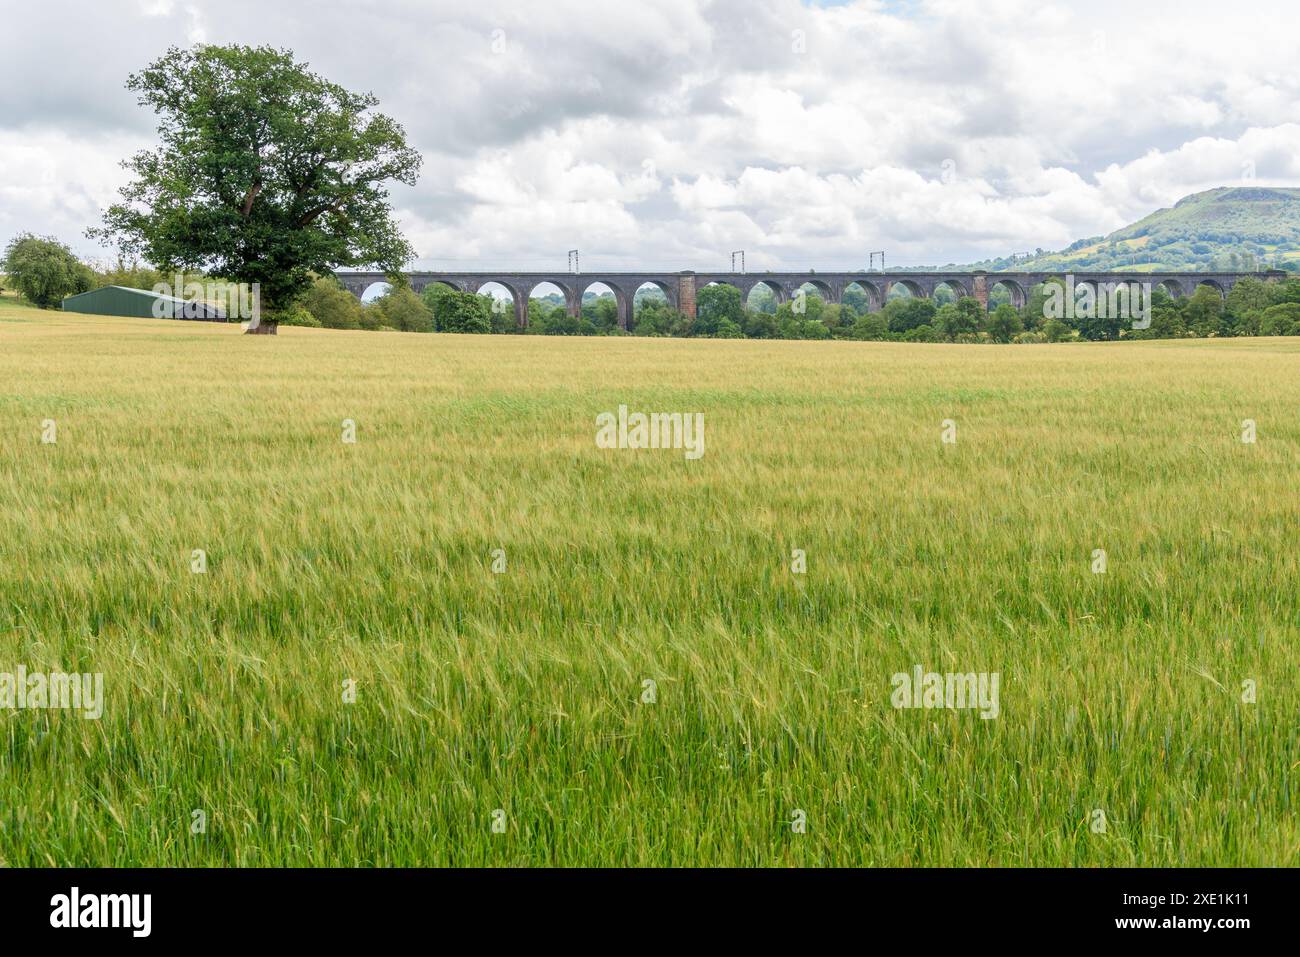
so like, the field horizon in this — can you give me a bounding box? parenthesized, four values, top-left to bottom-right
(1, 305, 1296, 866)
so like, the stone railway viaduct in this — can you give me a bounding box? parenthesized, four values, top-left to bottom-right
(335, 269, 1282, 330)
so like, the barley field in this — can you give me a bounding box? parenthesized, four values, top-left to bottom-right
(0, 305, 1296, 866)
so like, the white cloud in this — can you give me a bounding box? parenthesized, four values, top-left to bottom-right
(0, 130, 143, 262)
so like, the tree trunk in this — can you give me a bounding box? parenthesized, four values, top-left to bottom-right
(244, 321, 278, 335)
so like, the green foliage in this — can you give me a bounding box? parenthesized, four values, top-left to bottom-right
(632, 297, 674, 336)
(1041, 318, 1072, 342)
(488, 300, 517, 334)
(1, 233, 94, 308)
(773, 291, 829, 337)
(983, 303, 1024, 343)
(278, 304, 321, 328)
(94, 257, 164, 292)
(741, 310, 777, 339)
(1258, 303, 1300, 336)
(1183, 286, 1224, 337)
(631, 298, 696, 337)
(953, 297, 984, 336)
(784, 289, 825, 324)
(882, 297, 937, 334)
(377, 287, 435, 333)
(422, 284, 489, 333)
(774, 295, 831, 338)
(91, 44, 421, 316)
(528, 299, 595, 336)
(583, 295, 619, 333)
(850, 312, 889, 340)
(1075, 301, 1127, 341)
(526, 298, 558, 332)
(820, 303, 848, 337)
(696, 283, 745, 337)
(841, 285, 872, 316)
(548, 312, 598, 336)
(931, 297, 982, 340)
(300, 275, 366, 330)
(1146, 307, 1188, 339)
(932, 303, 959, 337)
(1024, 280, 1063, 331)
(1273, 278, 1300, 303)
(714, 318, 744, 339)
(747, 283, 777, 315)
(1224, 275, 1272, 318)
(777, 317, 830, 339)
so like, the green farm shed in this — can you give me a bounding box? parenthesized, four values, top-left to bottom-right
(61, 285, 227, 321)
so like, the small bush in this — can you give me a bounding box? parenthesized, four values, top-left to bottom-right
(300, 276, 365, 329)
(377, 287, 435, 332)
(277, 305, 321, 328)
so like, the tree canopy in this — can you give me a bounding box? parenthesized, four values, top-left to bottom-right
(91, 44, 421, 332)
(1, 234, 93, 308)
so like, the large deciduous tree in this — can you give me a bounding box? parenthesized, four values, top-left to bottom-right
(695, 283, 745, 337)
(91, 44, 421, 334)
(421, 284, 492, 334)
(983, 303, 1023, 343)
(1, 234, 94, 308)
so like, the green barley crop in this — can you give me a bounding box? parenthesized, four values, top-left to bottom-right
(0, 307, 1296, 866)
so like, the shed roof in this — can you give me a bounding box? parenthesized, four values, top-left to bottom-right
(63, 285, 193, 306)
(61, 285, 227, 320)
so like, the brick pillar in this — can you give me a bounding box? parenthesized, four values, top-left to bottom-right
(515, 295, 529, 329)
(678, 271, 697, 319)
(617, 289, 632, 330)
(972, 271, 989, 311)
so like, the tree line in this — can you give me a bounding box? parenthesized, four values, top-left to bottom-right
(7, 231, 1300, 343)
(296, 273, 1300, 343)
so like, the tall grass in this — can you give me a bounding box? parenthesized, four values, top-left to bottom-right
(0, 308, 1296, 865)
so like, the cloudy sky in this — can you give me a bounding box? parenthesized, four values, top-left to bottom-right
(3, 0, 1300, 271)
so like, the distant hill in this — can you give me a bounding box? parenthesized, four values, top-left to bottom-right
(960, 187, 1300, 273)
